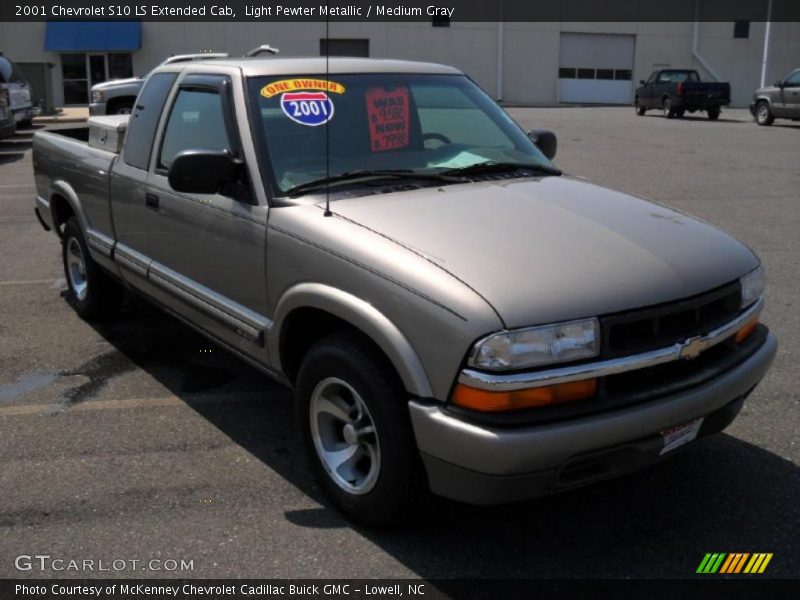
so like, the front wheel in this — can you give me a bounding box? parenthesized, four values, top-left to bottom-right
(634, 98, 646, 116)
(62, 217, 123, 320)
(755, 101, 774, 126)
(295, 333, 426, 526)
(707, 108, 721, 121)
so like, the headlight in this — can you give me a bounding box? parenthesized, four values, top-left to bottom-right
(740, 265, 765, 308)
(469, 318, 600, 371)
(91, 90, 105, 103)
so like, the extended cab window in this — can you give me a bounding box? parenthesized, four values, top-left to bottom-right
(159, 88, 230, 169)
(785, 71, 800, 87)
(123, 72, 177, 170)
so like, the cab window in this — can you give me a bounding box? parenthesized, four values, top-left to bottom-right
(158, 88, 230, 170)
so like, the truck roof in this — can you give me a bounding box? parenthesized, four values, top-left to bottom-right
(158, 56, 463, 77)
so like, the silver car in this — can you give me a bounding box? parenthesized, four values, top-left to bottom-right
(33, 57, 776, 525)
(751, 68, 800, 125)
(89, 53, 229, 115)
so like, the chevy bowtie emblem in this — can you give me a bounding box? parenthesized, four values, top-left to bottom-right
(680, 336, 710, 360)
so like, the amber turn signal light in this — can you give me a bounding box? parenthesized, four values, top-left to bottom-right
(734, 319, 759, 344)
(451, 379, 598, 412)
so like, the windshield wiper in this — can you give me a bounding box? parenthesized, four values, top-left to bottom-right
(285, 169, 464, 197)
(441, 161, 561, 177)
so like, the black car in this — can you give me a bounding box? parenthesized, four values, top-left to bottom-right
(635, 69, 731, 120)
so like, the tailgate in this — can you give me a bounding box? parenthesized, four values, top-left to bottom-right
(682, 82, 730, 99)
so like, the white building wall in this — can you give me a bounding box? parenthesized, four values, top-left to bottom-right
(2, 21, 799, 107)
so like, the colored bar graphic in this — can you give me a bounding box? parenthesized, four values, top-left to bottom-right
(700, 552, 773, 574)
(697, 553, 727, 574)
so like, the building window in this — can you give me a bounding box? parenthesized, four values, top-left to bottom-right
(108, 53, 133, 79)
(558, 67, 577, 79)
(596, 69, 614, 80)
(61, 53, 88, 104)
(734, 21, 750, 39)
(614, 69, 632, 81)
(432, 15, 450, 27)
(577, 68, 595, 79)
(320, 39, 369, 57)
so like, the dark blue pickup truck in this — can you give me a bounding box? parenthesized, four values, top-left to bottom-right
(635, 69, 731, 120)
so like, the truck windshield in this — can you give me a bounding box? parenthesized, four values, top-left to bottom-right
(247, 73, 555, 195)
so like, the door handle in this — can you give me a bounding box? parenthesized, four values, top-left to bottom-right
(145, 193, 159, 211)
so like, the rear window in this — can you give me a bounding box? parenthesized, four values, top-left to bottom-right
(0, 57, 29, 84)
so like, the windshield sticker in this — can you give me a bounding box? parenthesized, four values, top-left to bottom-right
(280, 92, 335, 126)
(261, 78, 345, 99)
(366, 86, 410, 152)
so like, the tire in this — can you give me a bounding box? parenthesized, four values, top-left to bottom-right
(662, 97, 675, 119)
(707, 108, 721, 121)
(675, 109, 686, 118)
(295, 332, 427, 526)
(634, 98, 646, 116)
(755, 101, 774, 126)
(109, 100, 134, 115)
(62, 217, 123, 320)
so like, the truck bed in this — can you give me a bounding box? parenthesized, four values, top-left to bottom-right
(32, 126, 118, 238)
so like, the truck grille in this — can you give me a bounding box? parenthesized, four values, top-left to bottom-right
(600, 281, 741, 358)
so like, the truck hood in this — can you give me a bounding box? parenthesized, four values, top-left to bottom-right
(323, 176, 758, 328)
(92, 78, 142, 91)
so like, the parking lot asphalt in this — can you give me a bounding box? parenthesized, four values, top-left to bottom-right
(0, 108, 798, 581)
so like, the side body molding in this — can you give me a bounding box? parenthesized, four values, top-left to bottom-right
(270, 283, 434, 398)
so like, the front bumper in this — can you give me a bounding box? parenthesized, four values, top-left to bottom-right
(12, 106, 38, 123)
(410, 332, 776, 504)
(0, 118, 15, 139)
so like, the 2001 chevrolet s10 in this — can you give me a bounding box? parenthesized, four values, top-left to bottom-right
(32, 57, 776, 524)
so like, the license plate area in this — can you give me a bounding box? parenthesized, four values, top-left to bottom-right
(659, 417, 704, 455)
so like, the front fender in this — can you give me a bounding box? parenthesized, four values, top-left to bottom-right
(269, 282, 434, 398)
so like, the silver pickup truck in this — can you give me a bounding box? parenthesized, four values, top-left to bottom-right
(32, 57, 776, 525)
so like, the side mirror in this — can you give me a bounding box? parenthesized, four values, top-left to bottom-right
(639, 79, 646, 85)
(527, 129, 557, 160)
(774, 80, 784, 88)
(168, 149, 242, 194)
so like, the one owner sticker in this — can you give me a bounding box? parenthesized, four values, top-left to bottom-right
(366, 86, 410, 151)
(281, 92, 335, 126)
(260, 79, 345, 127)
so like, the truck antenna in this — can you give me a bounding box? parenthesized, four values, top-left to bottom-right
(324, 9, 332, 217)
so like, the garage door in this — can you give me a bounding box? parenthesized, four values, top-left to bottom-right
(558, 33, 634, 104)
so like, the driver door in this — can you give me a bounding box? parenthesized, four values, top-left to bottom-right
(144, 74, 270, 354)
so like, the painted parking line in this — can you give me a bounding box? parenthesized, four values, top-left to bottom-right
(0, 392, 265, 417)
(0, 278, 58, 287)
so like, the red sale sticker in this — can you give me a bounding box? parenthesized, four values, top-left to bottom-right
(366, 86, 410, 152)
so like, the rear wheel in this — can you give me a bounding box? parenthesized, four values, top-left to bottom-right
(707, 108, 721, 121)
(62, 217, 123, 320)
(755, 101, 774, 126)
(675, 108, 686, 118)
(634, 97, 646, 116)
(295, 332, 427, 526)
(662, 97, 675, 119)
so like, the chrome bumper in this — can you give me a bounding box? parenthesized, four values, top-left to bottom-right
(460, 299, 763, 392)
(410, 331, 776, 502)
